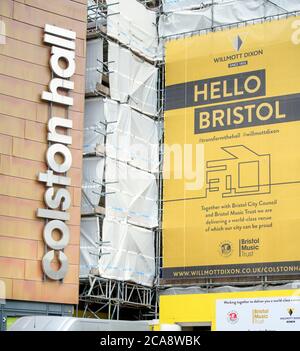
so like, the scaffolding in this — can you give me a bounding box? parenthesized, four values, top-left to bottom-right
(80, 275, 157, 319)
(79, 0, 164, 320)
(80, 0, 300, 320)
(159, 0, 300, 40)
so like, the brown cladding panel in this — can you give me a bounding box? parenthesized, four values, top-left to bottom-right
(11, 137, 83, 169)
(0, 0, 13, 18)
(0, 54, 82, 89)
(0, 38, 86, 76)
(24, 120, 83, 149)
(0, 0, 87, 305)
(12, 279, 79, 304)
(0, 236, 38, 260)
(0, 47, 50, 83)
(0, 37, 51, 68)
(0, 154, 82, 188)
(71, 0, 87, 5)
(1, 16, 85, 57)
(73, 187, 82, 207)
(0, 215, 80, 246)
(0, 195, 81, 226)
(0, 257, 25, 280)
(0, 215, 44, 241)
(0, 94, 37, 121)
(0, 174, 45, 202)
(23, 0, 87, 22)
(12, 137, 47, 163)
(0, 115, 25, 138)
(13, 2, 87, 39)
(0, 195, 40, 220)
(0, 278, 13, 299)
(0, 134, 13, 155)
(24, 260, 79, 284)
(36, 104, 84, 131)
(0, 74, 85, 112)
(0, 155, 48, 181)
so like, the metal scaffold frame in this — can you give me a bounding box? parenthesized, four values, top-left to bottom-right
(80, 0, 164, 320)
(160, 0, 300, 40)
(81, 0, 300, 317)
(80, 275, 156, 320)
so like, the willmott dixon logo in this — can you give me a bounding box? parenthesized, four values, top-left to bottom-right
(233, 35, 243, 51)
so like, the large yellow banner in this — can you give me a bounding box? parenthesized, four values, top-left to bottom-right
(163, 16, 300, 280)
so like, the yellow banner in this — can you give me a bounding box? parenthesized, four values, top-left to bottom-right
(163, 16, 300, 280)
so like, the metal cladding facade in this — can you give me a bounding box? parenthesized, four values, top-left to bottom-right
(162, 16, 300, 282)
(0, 0, 87, 304)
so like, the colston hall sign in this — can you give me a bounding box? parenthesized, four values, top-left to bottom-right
(37, 24, 76, 280)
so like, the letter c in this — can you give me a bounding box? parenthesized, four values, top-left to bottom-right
(42, 250, 68, 280)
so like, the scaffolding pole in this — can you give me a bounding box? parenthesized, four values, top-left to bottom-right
(80, 0, 164, 321)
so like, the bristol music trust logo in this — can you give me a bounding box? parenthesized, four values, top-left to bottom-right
(219, 241, 233, 257)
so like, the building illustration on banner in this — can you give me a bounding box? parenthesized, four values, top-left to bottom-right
(204, 145, 271, 198)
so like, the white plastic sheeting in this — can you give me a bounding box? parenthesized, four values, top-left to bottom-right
(105, 99, 159, 173)
(85, 38, 103, 93)
(108, 42, 158, 116)
(80, 217, 100, 277)
(98, 218, 155, 286)
(162, 0, 300, 12)
(163, 0, 213, 12)
(81, 157, 105, 214)
(214, 0, 294, 24)
(160, 281, 300, 295)
(84, 97, 159, 172)
(107, 0, 159, 61)
(159, 0, 300, 37)
(272, 0, 300, 11)
(159, 6, 212, 37)
(84, 97, 106, 154)
(105, 159, 158, 228)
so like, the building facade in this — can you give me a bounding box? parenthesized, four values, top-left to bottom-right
(0, 0, 87, 329)
(1, 0, 300, 332)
